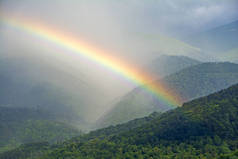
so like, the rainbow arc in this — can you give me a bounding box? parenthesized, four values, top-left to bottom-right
(0, 15, 182, 107)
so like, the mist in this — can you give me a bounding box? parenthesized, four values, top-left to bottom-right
(0, 0, 238, 124)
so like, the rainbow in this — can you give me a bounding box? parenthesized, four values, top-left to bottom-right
(0, 15, 181, 107)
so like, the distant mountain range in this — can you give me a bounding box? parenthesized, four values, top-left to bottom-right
(163, 62, 238, 101)
(220, 48, 238, 64)
(186, 20, 238, 53)
(97, 62, 238, 127)
(2, 83, 238, 159)
(145, 55, 201, 78)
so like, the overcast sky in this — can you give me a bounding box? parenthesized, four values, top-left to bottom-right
(1, 0, 238, 35)
(1, 0, 237, 60)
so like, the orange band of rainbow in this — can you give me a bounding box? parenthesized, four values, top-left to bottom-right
(0, 15, 181, 107)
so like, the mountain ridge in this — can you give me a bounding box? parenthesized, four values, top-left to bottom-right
(185, 20, 238, 53)
(145, 55, 201, 78)
(97, 62, 238, 128)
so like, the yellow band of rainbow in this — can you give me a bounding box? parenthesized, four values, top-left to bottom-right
(0, 16, 181, 107)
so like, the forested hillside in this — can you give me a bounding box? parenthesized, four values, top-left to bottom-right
(98, 62, 238, 127)
(0, 107, 81, 153)
(163, 62, 238, 101)
(2, 83, 238, 159)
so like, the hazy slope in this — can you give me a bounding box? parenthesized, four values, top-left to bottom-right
(98, 62, 238, 127)
(145, 55, 201, 77)
(0, 56, 100, 152)
(96, 55, 201, 127)
(186, 20, 238, 53)
(4, 83, 238, 159)
(0, 56, 96, 125)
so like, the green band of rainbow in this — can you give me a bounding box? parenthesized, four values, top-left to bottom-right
(0, 15, 181, 107)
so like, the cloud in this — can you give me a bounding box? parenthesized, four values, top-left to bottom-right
(1, 0, 238, 34)
(119, 0, 238, 35)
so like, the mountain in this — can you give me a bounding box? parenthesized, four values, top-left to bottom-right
(0, 56, 101, 128)
(220, 48, 238, 64)
(0, 107, 81, 153)
(98, 62, 238, 127)
(0, 57, 93, 152)
(145, 55, 201, 77)
(3, 83, 238, 159)
(0, 57, 79, 118)
(163, 62, 238, 101)
(186, 20, 238, 53)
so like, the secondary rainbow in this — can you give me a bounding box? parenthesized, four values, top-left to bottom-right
(0, 15, 181, 107)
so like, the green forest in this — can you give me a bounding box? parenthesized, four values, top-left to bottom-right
(0, 107, 81, 153)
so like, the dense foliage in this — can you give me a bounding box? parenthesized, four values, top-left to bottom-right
(98, 62, 238, 127)
(2, 83, 238, 159)
(0, 107, 81, 153)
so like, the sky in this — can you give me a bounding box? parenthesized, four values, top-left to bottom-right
(0, 0, 238, 122)
(1, 0, 238, 58)
(1, 0, 238, 35)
